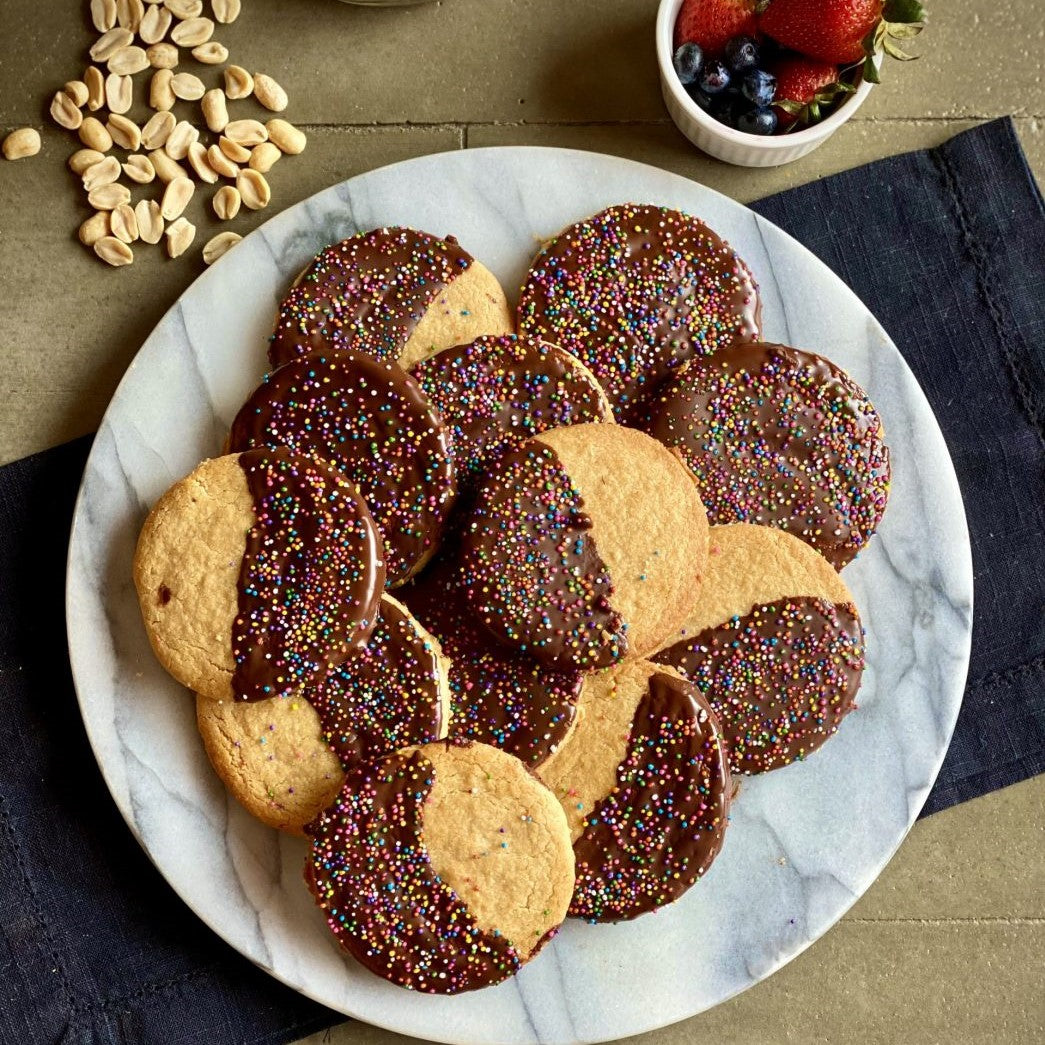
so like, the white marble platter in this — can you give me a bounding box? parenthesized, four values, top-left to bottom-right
(66, 148, 973, 1045)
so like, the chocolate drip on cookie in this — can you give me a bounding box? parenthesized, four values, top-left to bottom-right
(270, 227, 472, 368)
(642, 342, 890, 568)
(229, 350, 457, 584)
(654, 597, 865, 774)
(402, 558, 582, 767)
(305, 749, 522, 994)
(233, 447, 384, 702)
(458, 442, 627, 670)
(305, 597, 445, 767)
(570, 672, 731, 922)
(517, 203, 762, 422)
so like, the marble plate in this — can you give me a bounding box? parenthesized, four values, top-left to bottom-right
(66, 148, 973, 1045)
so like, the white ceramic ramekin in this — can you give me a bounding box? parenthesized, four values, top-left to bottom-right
(656, 0, 876, 167)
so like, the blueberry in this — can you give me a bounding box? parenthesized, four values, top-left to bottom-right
(736, 106, 778, 136)
(741, 69, 776, 107)
(724, 35, 760, 74)
(673, 42, 704, 86)
(698, 59, 731, 96)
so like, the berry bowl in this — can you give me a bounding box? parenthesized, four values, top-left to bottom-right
(656, 0, 877, 168)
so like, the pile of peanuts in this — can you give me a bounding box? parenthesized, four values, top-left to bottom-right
(1, 0, 308, 268)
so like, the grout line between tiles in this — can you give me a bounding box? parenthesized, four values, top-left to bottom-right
(842, 917, 1045, 926)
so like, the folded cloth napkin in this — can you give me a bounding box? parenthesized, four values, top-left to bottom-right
(0, 117, 1041, 1045)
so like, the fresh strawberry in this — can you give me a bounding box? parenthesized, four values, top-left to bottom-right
(769, 55, 850, 128)
(760, 0, 883, 63)
(674, 0, 760, 57)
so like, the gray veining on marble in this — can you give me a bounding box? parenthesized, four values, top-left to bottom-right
(65, 148, 973, 1045)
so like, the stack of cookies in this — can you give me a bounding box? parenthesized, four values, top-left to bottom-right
(133, 208, 889, 994)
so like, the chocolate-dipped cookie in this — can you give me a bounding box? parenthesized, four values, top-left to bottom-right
(457, 423, 710, 670)
(412, 334, 613, 487)
(538, 660, 730, 922)
(517, 204, 761, 421)
(196, 594, 450, 833)
(228, 350, 457, 584)
(402, 556, 583, 768)
(653, 523, 866, 774)
(641, 342, 890, 568)
(270, 227, 513, 371)
(134, 448, 385, 702)
(306, 740, 575, 994)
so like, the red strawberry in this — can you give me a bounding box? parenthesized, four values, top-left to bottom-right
(674, 0, 759, 57)
(769, 55, 845, 128)
(760, 0, 883, 64)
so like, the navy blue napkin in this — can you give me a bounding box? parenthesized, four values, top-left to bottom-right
(0, 118, 1041, 1044)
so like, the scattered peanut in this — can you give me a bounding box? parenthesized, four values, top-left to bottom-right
(141, 111, 176, 150)
(225, 119, 267, 146)
(85, 66, 106, 111)
(171, 72, 205, 102)
(237, 168, 270, 211)
(82, 155, 122, 191)
(161, 175, 195, 219)
(203, 230, 241, 264)
(91, 0, 117, 33)
(94, 236, 134, 267)
(171, 17, 214, 47)
(105, 73, 133, 115)
(164, 0, 202, 17)
(2, 128, 41, 161)
(212, 184, 240, 220)
(149, 148, 188, 182)
(116, 0, 145, 32)
(147, 43, 179, 69)
(253, 74, 288, 113)
(187, 141, 218, 183)
(88, 182, 131, 210)
(63, 81, 89, 108)
(111, 202, 139, 244)
(201, 89, 229, 133)
(266, 119, 306, 155)
(79, 211, 111, 246)
(218, 136, 250, 163)
(79, 117, 113, 152)
(165, 120, 198, 160)
(211, 0, 241, 25)
(69, 148, 106, 174)
(123, 153, 156, 183)
(249, 141, 281, 174)
(150, 68, 176, 110)
(107, 113, 142, 151)
(192, 41, 229, 64)
(108, 46, 150, 76)
(139, 3, 172, 43)
(223, 65, 253, 100)
(206, 143, 238, 179)
(50, 92, 84, 131)
(89, 28, 134, 63)
(165, 216, 196, 258)
(135, 199, 165, 244)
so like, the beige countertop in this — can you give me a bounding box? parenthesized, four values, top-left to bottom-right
(1, 2, 1042, 1043)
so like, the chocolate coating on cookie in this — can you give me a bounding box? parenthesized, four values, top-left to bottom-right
(568, 671, 730, 922)
(229, 350, 457, 584)
(402, 557, 582, 767)
(642, 342, 890, 568)
(306, 595, 447, 767)
(412, 334, 612, 486)
(305, 748, 522, 993)
(517, 203, 761, 421)
(233, 447, 385, 701)
(458, 441, 626, 670)
(654, 597, 865, 774)
(270, 227, 472, 369)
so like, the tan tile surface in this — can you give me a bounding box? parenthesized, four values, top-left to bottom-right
(1, 0, 1042, 1042)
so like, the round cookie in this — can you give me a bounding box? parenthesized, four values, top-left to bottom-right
(457, 423, 710, 670)
(537, 660, 731, 922)
(228, 349, 457, 584)
(305, 739, 575, 994)
(402, 556, 583, 768)
(517, 203, 762, 422)
(412, 334, 613, 487)
(653, 523, 866, 774)
(641, 342, 890, 568)
(269, 227, 513, 371)
(197, 594, 450, 833)
(134, 448, 385, 702)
